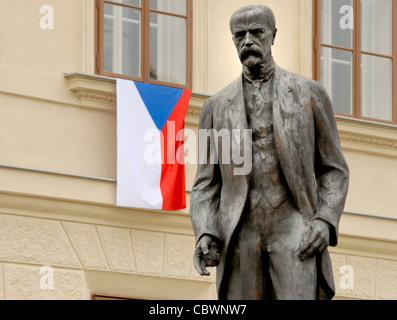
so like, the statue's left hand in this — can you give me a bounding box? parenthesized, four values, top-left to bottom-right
(298, 219, 330, 261)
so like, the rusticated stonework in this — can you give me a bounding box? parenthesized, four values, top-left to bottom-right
(0, 211, 396, 299)
(0, 212, 217, 300)
(330, 252, 397, 300)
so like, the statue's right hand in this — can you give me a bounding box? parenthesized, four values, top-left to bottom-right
(193, 235, 221, 276)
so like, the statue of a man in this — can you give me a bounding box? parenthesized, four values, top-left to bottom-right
(190, 5, 349, 300)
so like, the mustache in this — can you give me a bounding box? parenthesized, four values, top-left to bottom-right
(239, 46, 264, 59)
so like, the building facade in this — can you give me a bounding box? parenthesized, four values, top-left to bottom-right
(0, 0, 396, 300)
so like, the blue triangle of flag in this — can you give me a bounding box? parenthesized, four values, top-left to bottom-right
(134, 82, 184, 131)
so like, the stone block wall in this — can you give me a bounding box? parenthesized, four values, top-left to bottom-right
(0, 212, 217, 300)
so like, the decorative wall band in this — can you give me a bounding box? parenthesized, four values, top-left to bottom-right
(339, 133, 397, 152)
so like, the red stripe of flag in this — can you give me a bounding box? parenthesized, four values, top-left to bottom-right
(160, 89, 192, 210)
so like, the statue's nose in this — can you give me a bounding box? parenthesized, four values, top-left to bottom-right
(244, 33, 253, 46)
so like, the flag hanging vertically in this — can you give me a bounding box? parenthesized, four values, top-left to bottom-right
(116, 79, 192, 210)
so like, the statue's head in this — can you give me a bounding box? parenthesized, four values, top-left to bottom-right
(230, 5, 277, 69)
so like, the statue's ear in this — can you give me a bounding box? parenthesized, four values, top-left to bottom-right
(272, 28, 278, 45)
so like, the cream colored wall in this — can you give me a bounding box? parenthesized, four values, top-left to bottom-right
(193, 0, 313, 94)
(0, 0, 396, 300)
(0, 0, 98, 176)
(0, 0, 95, 74)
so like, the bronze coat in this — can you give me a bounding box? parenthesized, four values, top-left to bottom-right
(190, 65, 349, 299)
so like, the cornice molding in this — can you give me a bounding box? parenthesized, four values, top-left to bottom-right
(74, 90, 116, 104)
(336, 117, 397, 157)
(64, 73, 210, 121)
(1, 190, 397, 262)
(65, 72, 117, 111)
(339, 133, 397, 150)
(0, 191, 192, 236)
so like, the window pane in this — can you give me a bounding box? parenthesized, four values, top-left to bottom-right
(361, 0, 392, 56)
(150, 13, 186, 85)
(104, 17, 113, 73)
(150, 0, 186, 15)
(361, 54, 392, 121)
(321, 0, 353, 48)
(321, 46, 353, 115)
(104, 4, 141, 78)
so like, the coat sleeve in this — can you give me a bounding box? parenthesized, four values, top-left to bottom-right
(189, 98, 223, 245)
(311, 82, 350, 246)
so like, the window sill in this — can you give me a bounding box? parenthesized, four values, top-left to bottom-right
(336, 115, 397, 158)
(64, 72, 207, 125)
(64, 72, 117, 112)
(336, 115, 397, 131)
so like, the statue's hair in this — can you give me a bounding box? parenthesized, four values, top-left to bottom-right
(230, 5, 277, 32)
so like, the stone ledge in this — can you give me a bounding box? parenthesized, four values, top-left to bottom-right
(64, 72, 209, 125)
(0, 192, 192, 236)
(337, 116, 397, 158)
(64, 72, 117, 111)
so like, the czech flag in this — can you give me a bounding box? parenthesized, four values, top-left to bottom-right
(116, 79, 191, 210)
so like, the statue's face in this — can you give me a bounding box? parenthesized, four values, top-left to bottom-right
(230, 7, 276, 69)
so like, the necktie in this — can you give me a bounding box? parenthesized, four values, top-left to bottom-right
(251, 80, 265, 117)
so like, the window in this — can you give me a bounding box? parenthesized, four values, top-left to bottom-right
(314, 0, 397, 123)
(97, 0, 192, 88)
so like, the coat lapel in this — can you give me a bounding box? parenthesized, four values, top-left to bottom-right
(272, 66, 295, 168)
(225, 77, 253, 177)
(272, 66, 315, 218)
(272, 67, 304, 212)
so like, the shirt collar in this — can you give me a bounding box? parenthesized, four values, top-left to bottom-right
(242, 58, 275, 84)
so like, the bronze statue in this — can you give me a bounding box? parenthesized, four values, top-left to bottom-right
(190, 5, 349, 300)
